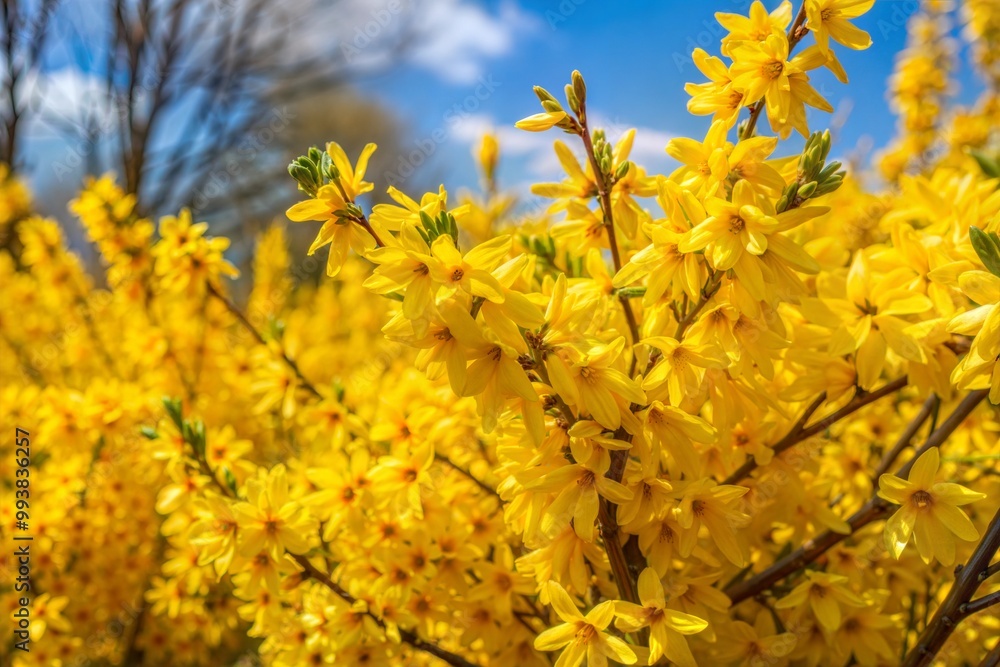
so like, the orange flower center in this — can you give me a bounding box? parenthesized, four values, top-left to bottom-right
(575, 623, 598, 642)
(910, 490, 933, 509)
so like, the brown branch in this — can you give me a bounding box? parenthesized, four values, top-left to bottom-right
(575, 92, 641, 358)
(964, 590, 1000, 616)
(530, 339, 640, 605)
(902, 505, 1000, 667)
(206, 281, 323, 400)
(1, 1, 20, 166)
(177, 419, 480, 667)
(723, 377, 908, 485)
(292, 555, 481, 667)
(979, 637, 1000, 667)
(674, 270, 722, 341)
(872, 394, 938, 483)
(597, 500, 639, 604)
(435, 453, 501, 501)
(724, 389, 988, 605)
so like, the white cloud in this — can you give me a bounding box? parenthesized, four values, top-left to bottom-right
(20, 68, 142, 140)
(407, 1, 538, 84)
(280, 0, 538, 84)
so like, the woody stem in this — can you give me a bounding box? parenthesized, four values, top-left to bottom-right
(724, 389, 988, 605)
(576, 97, 642, 364)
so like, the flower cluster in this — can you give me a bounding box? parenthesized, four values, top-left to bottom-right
(3, 1, 1000, 666)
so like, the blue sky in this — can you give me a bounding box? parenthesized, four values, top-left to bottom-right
(21, 0, 991, 219)
(348, 0, 987, 197)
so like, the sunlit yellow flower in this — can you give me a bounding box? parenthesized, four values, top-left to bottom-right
(773, 571, 866, 630)
(534, 581, 637, 667)
(673, 478, 750, 567)
(233, 465, 317, 560)
(730, 35, 831, 130)
(718, 0, 793, 56)
(878, 447, 986, 565)
(615, 568, 708, 666)
(805, 0, 875, 52)
(530, 455, 633, 542)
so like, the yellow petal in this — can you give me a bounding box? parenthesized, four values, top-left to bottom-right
(535, 623, 577, 651)
(908, 447, 940, 490)
(637, 568, 665, 607)
(546, 581, 584, 623)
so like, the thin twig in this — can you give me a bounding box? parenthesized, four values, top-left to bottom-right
(178, 420, 480, 667)
(294, 555, 481, 667)
(575, 93, 641, 358)
(206, 281, 323, 400)
(724, 377, 908, 485)
(978, 637, 1000, 667)
(724, 390, 988, 605)
(674, 271, 721, 341)
(529, 347, 577, 426)
(902, 504, 1000, 667)
(963, 590, 1000, 617)
(436, 453, 501, 501)
(872, 394, 938, 484)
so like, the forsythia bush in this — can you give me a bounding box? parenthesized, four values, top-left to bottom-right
(3, 1, 1000, 666)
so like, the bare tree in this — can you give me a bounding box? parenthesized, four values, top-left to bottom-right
(25, 0, 417, 217)
(1, 0, 58, 167)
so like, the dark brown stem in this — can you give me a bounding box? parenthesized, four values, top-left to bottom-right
(121, 596, 148, 665)
(872, 394, 938, 483)
(576, 95, 641, 356)
(674, 271, 721, 341)
(902, 505, 1000, 667)
(964, 590, 1000, 616)
(978, 637, 1000, 667)
(894, 390, 988, 478)
(435, 453, 501, 501)
(598, 498, 639, 605)
(181, 424, 479, 667)
(293, 554, 480, 667)
(724, 390, 988, 605)
(206, 281, 323, 400)
(352, 213, 385, 248)
(723, 377, 908, 485)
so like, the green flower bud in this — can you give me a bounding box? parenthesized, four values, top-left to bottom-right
(797, 181, 818, 199)
(572, 70, 586, 105)
(534, 86, 558, 104)
(564, 84, 580, 115)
